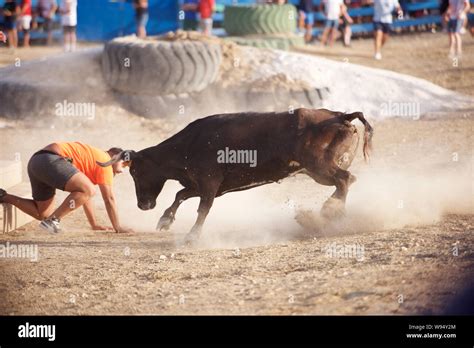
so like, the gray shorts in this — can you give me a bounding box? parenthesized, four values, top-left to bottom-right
(27, 151, 79, 201)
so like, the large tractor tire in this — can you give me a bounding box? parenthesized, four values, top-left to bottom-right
(224, 4, 297, 36)
(226, 34, 305, 51)
(101, 35, 222, 95)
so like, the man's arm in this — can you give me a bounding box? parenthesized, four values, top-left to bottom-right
(83, 198, 113, 231)
(50, 1, 58, 18)
(463, 0, 471, 17)
(394, 0, 403, 18)
(99, 184, 133, 233)
(62, 0, 71, 15)
(341, 4, 353, 23)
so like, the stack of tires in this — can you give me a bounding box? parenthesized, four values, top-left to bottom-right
(101, 35, 223, 116)
(223, 4, 304, 50)
(101, 35, 222, 96)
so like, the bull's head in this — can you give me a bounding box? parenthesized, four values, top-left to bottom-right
(97, 150, 165, 211)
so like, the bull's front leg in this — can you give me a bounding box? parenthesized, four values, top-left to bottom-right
(184, 193, 216, 243)
(157, 188, 197, 231)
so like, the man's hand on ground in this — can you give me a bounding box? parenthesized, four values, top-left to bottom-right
(116, 227, 135, 234)
(91, 224, 114, 231)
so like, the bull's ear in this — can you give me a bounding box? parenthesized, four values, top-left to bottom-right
(122, 150, 137, 162)
(97, 150, 137, 167)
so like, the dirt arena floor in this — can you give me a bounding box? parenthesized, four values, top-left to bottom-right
(295, 31, 474, 97)
(0, 33, 473, 315)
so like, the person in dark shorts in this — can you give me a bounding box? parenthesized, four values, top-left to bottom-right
(372, 0, 403, 60)
(3, 0, 19, 49)
(134, 0, 149, 38)
(182, 0, 199, 31)
(0, 142, 133, 234)
(468, 12, 474, 36)
(445, 0, 470, 58)
(440, 0, 450, 31)
(297, 0, 314, 43)
(37, 0, 58, 46)
(339, 0, 354, 47)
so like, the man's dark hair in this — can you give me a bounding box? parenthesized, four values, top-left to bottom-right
(108, 147, 124, 157)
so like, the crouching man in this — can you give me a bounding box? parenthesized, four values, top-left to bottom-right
(0, 142, 133, 234)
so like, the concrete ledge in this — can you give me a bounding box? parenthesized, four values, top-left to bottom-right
(1, 182, 35, 233)
(0, 160, 22, 189)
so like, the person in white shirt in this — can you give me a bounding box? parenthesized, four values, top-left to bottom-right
(372, 0, 403, 60)
(321, 0, 352, 46)
(445, 0, 470, 58)
(60, 0, 77, 52)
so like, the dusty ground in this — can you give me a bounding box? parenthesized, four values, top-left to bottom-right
(0, 114, 472, 315)
(295, 31, 474, 96)
(0, 33, 473, 315)
(0, 42, 98, 68)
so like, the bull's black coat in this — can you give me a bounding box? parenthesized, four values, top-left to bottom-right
(99, 108, 373, 241)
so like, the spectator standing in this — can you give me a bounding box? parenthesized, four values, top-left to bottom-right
(372, 0, 403, 60)
(440, 0, 450, 32)
(19, 0, 32, 47)
(60, 0, 77, 52)
(340, 0, 354, 46)
(37, 0, 58, 46)
(297, 0, 314, 43)
(446, 0, 470, 58)
(3, 0, 19, 49)
(321, 0, 349, 46)
(134, 0, 148, 38)
(182, 0, 199, 31)
(199, 0, 215, 36)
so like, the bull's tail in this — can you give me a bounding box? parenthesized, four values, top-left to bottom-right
(344, 112, 373, 163)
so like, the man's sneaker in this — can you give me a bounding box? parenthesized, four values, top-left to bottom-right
(374, 52, 382, 60)
(40, 217, 61, 234)
(0, 188, 6, 203)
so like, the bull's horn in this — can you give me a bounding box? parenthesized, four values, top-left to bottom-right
(96, 150, 135, 167)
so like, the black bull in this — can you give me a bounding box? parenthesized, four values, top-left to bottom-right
(98, 108, 373, 242)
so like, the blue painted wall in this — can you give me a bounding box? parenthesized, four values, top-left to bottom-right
(0, 0, 179, 41)
(77, 0, 180, 41)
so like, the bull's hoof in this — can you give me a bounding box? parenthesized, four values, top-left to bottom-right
(320, 198, 345, 220)
(184, 226, 202, 245)
(156, 216, 174, 231)
(184, 233, 199, 246)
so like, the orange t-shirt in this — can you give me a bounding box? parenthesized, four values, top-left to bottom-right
(57, 142, 114, 186)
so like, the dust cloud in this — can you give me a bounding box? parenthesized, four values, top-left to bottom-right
(114, 134, 472, 250)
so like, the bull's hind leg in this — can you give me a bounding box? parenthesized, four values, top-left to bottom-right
(320, 169, 354, 219)
(303, 124, 359, 219)
(306, 168, 356, 220)
(157, 188, 198, 231)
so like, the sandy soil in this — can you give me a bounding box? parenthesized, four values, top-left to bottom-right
(294, 32, 474, 96)
(0, 33, 472, 315)
(0, 114, 472, 315)
(0, 42, 98, 69)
